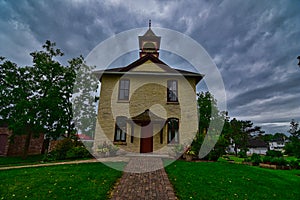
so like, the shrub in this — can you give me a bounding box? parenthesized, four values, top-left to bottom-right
(238, 150, 247, 158)
(107, 144, 119, 156)
(66, 146, 91, 159)
(51, 138, 74, 160)
(266, 150, 283, 157)
(270, 157, 288, 166)
(251, 153, 261, 165)
(44, 138, 92, 161)
(262, 156, 272, 163)
(289, 160, 300, 169)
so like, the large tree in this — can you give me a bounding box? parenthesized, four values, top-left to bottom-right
(0, 41, 83, 158)
(228, 118, 263, 156)
(285, 119, 300, 158)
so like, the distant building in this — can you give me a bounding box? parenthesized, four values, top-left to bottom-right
(247, 138, 268, 155)
(269, 138, 286, 152)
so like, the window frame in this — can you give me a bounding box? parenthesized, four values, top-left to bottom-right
(114, 116, 127, 142)
(167, 80, 178, 102)
(167, 118, 179, 144)
(118, 79, 130, 101)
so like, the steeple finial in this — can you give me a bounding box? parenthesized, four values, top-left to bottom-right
(149, 19, 151, 28)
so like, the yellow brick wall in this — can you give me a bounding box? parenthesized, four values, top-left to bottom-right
(93, 67, 198, 154)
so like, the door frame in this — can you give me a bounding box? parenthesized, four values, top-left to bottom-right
(140, 123, 153, 153)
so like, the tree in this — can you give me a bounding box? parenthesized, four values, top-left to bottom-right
(197, 91, 219, 135)
(192, 91, 229, 160)
(0, 41, 83, 158)
(285, 119, 300, 158)
(228, 118, 262, 156)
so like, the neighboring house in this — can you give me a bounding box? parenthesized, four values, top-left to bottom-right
(269, 138, 286, 152)
(247, 138, 268, 155)
(93, 24, 203, 154)
(0, 122, 44, 156)
(226, 138, 268, 155)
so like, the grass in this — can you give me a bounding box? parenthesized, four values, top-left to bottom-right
(0, 154, 93, 167)
(165, 160, 300, 200)
(218, 155, 245, 163)
(0, 162, 124, 200)
(0, 155, 45, 166)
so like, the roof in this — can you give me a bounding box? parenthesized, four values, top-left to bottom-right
(93, 54, 204, 83)
(248, 138, 268, 148)
(131, 109, 166, 123)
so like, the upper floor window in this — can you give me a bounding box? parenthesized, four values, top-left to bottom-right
(167, 80, 178, 102)
(114, 116, 127, 142)
(118, 79, 130, 100)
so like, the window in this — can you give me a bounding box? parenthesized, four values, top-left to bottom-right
(118, 79, 130, 100)
(114, 116, 127, 142)
(167, 118, 179, 144)
(167, 80, 178, 102)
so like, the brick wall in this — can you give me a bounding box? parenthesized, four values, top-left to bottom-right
(0, 125, 44, 156)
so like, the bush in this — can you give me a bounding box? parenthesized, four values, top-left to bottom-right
(266, 150, 283, 157)
(51, 138, 74, 160)
(44, 138, 92, 161)
(270, 157, 288, 166)
(238, 151, 247, 158)
(66, 146, 91, 159)
(289, 160, 300, 169)
(263, 156, 272, 163)
(251, 153, 261, 165)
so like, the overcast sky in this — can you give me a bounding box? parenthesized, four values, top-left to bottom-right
(1, 0, 300, 135)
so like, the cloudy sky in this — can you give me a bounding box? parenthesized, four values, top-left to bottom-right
(1, 0, 300, 135)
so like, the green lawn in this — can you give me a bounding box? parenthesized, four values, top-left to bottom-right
(0, 155, 93, 167)
(0, 155, 45, 167)
(165, 160, 300, 200)
(0, 162, 124, 200)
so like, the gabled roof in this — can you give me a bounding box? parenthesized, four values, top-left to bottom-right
(93, 54, 204, 83)
(143, 28, 156, 37)
(131, 109, 165, 123)
(248, 138, 268, 148)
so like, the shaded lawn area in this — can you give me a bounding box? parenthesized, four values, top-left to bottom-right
(0, 155, 45, 167)
(165, 160, 300, 200)
(0, 162, 124, 200)
(0, 155, 94, 167)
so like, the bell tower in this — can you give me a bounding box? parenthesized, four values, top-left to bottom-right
(138, 20, 161, 58)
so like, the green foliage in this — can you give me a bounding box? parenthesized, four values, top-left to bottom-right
(66, 146, 91, 159)
(0, 41, 86, 158)
(250, 153, 261, 165)
(286, 119, 300, 158)
(45, 138, 91, 161)
(238, 150, 247, 158)
(263, 156, 272, 163)
(289, 159, 300, 169)
(266, 150, 283, 157)
(270, 157, 288, 166)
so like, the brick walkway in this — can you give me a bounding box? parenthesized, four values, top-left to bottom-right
(110, 157, 177, 200)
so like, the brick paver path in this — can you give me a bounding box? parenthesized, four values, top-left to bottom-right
(110, 157, 177, 200)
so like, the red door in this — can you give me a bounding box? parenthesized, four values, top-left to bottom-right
(140, 124, 153, 153)
(0, 134, 8, 155)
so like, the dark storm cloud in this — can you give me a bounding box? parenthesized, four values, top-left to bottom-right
(0, 0, 299, 134)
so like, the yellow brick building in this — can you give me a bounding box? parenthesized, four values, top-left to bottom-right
(93, 25, 203, 155)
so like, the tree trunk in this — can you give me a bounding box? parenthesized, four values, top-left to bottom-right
(22, 131, 32, 159)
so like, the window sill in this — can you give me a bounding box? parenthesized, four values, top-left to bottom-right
(113, 141, 127, 145)
(117, 100, 130, 103)
(166, 102, 179, 105)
